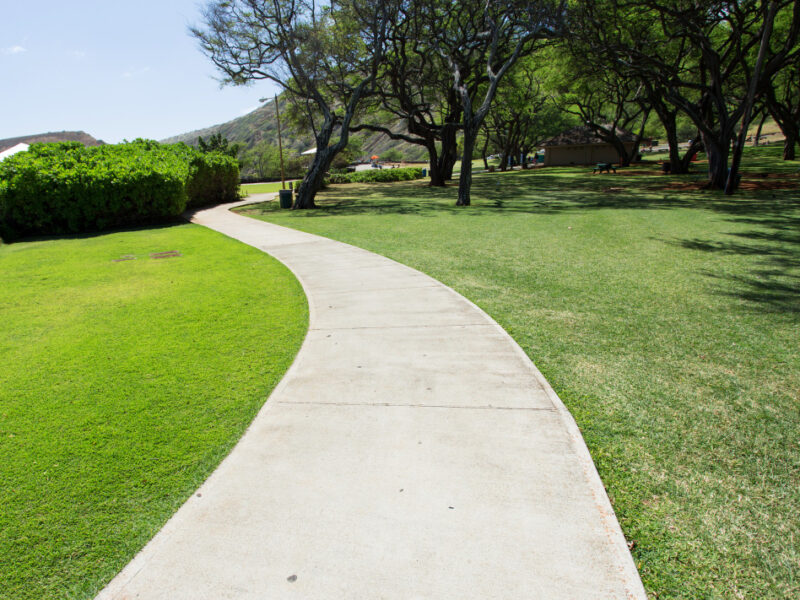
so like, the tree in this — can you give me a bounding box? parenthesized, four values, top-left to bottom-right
(331, 136, 364, 169)
(242, 141, 282, 180)
(423, 0, 565, 205)
(762, 50, 800, 159)
(354, 1, 461, 186)
(381, 148, 403, 162)
(197, 133, 241, 158)
(609, 0, 800, 192)
(351, 1, 463, 187)
(482, 59, 570, 169)
(192, 0, 392, 209)
(567, 1, 696, 174)
(550, 55, 651, 167)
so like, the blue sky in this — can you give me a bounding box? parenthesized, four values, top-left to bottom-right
(0, 0, 280, 143)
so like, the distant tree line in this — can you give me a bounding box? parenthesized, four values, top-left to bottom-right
(192, 0, 800, 207)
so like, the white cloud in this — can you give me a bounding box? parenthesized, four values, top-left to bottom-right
(2, 45, 27, 55)
(239, 104, 261, 116)
(122, 66, 151, 78)
(72, 50, 87, 59)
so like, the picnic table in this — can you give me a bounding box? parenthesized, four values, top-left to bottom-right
(593, 162, 616, 174)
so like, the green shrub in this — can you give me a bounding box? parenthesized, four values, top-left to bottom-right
(327, 167, 424, 185)
(0, 140, 239, 241)
(186, 151, 240, 208)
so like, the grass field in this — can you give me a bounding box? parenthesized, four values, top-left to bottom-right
(241, 181, 297, 195)
(238, 144, 800, 598)
(0, 224, 308, 599)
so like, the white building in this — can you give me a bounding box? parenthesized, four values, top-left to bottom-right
(0, 142, 30, 161)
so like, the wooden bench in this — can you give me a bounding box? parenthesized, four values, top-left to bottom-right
(593, 162, 616, 174)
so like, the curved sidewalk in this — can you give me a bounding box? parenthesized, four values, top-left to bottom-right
(97, 197, 646, 599)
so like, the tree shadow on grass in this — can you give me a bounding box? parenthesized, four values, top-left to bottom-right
(670, 199, 800, 314)
(1, 219, 187, 245)
(250, 169, 701, 219)
(248, 165, 800, 314)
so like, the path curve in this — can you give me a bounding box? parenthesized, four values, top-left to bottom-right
(97, 196, 646, 599)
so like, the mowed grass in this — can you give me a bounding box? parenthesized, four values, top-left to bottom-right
(241, 181, 297, 195)
(238, 144, 800, 598)
(0, 224, 307, 599)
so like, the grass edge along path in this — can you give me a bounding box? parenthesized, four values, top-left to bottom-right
(237, 145, 800, 599)
(0, 223, 308, 600)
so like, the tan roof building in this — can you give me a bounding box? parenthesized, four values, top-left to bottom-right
(542, 126, 637, 166)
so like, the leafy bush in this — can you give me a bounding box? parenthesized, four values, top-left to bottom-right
(327, 167, 424, 184)
(0, 140, 239, 241)
(186, 151, 240, 208)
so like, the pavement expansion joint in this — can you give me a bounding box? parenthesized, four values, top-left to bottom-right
(309, 322, 492, 332)
(276, 400, 559, 411)
(314, 283, 442, 296)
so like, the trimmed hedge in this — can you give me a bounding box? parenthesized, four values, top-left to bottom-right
(186, 151, 240, 209)
(0, 140, 239, 241)
(327, 167, 424, 184)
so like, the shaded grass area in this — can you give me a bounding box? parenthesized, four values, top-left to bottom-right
(0, 224, 308, 599)
(239, 144, 800, 598)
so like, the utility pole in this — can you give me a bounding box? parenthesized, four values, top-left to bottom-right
(275, 93, 286, 190)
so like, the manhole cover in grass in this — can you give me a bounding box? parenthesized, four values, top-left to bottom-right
(150, 251, 182, 259)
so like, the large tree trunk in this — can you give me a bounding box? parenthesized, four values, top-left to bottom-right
(661, 113, 692, 175)
(440, 124, 459, 180)
(765, 92, 800, 160)
(679, 138, 702, 174)
(294, 154, 330, 209)
(725, 1, 777, 195)
(703, 136, 730, 190)
(426, 140, 447, 187)
(457, 128, 477, 206)
(294, 123, 337, 209)
(784, 134, 797, 160)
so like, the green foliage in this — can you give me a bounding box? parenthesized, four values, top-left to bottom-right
(185, 151, 240, 208)
(0, 140, 239, 241)
(241, 142, 309, 182)
(197, 132, 241, 158)
(380, 148, 403, 162)
(327, 167, 424, 184)
(331, 136, 364, 169)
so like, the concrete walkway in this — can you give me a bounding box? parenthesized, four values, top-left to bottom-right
(97, 197, 647, 599)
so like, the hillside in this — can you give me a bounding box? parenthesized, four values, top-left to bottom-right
(0, 131, 103, 153)
(161, 100, 428, 164)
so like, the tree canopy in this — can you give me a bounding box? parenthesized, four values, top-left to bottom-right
(193, 0, 800, 204)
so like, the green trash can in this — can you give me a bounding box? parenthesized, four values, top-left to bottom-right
(279, 189, 293, 209)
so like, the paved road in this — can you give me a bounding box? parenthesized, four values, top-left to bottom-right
(96, 197, 647, 599)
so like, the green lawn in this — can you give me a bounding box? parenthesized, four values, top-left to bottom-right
(0, 224, 308, 599)
(241, 181, 296, 195)
(238, 144, 800, 598)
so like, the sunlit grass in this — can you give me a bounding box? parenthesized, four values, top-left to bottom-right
(0, 224, 308, 599)
(241, 181, 297, 195)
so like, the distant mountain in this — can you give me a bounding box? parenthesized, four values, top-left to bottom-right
(161, 100, 428, 163)
(162, 100, 311, 154)
(0, 131, 104, 153)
